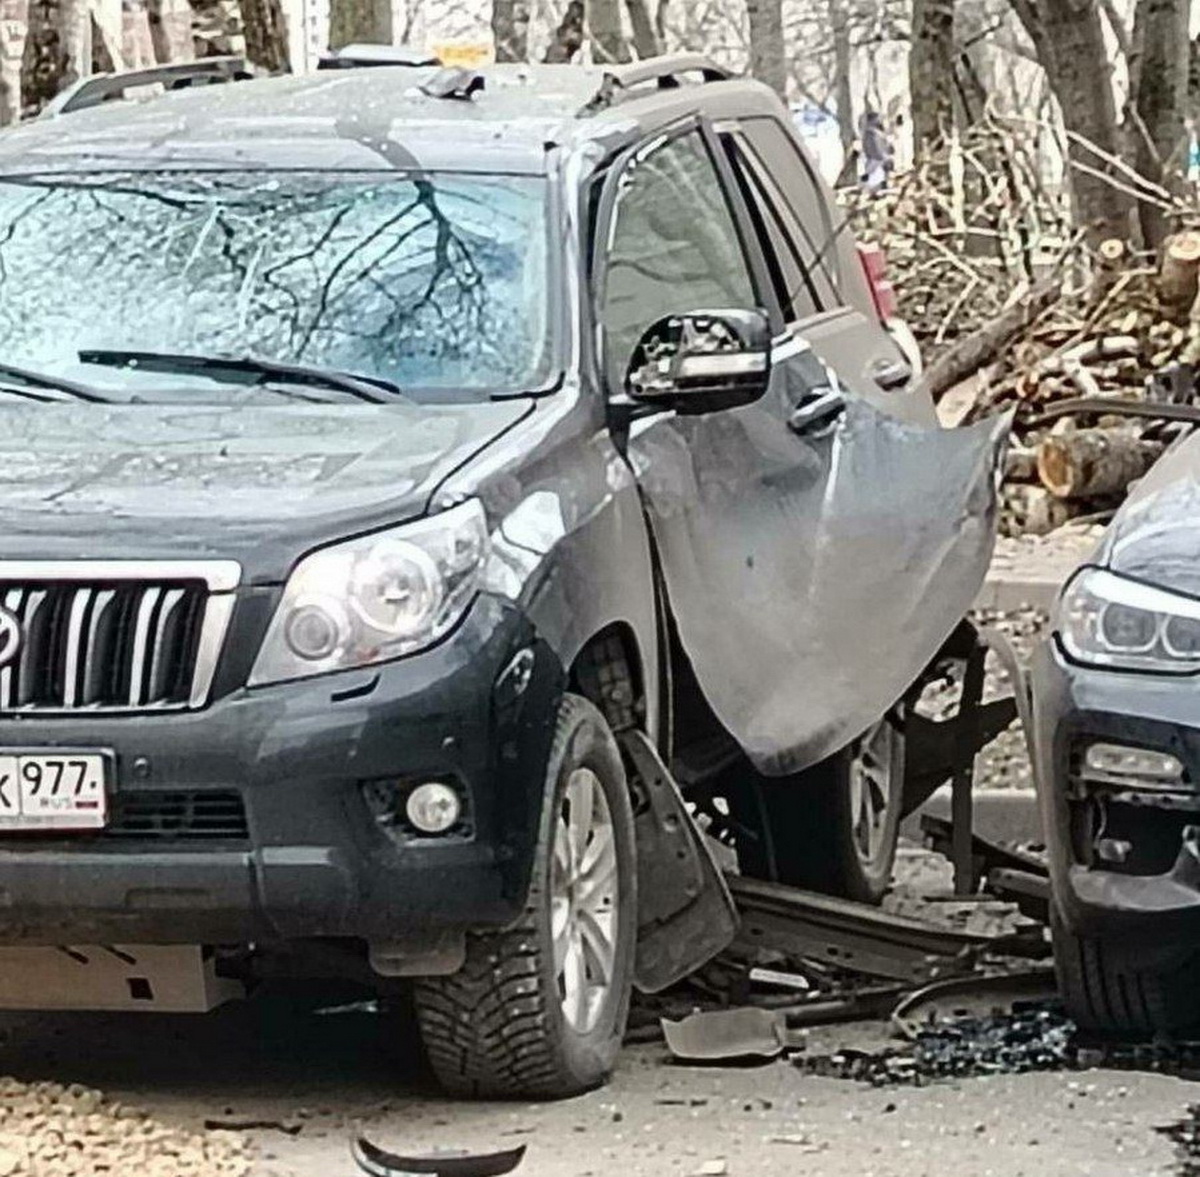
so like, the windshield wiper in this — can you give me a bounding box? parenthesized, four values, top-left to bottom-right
(0, 361, 110, 402)
(79, 349, 407, 405)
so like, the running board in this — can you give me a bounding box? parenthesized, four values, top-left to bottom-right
(727, 874, 1047, 985)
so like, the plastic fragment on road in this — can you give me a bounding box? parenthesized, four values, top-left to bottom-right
(352, 1136, 526, 1177)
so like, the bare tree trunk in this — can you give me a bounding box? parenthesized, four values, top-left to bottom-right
(0, 0, 29, 123)
(1130, 0, 1189, 249)
(746, 0, 785, 96)
(625, 0, 658, 57)
(147, 0, 193, 62)
(1011, 0, 1131, 240)
(589, 0, 628, 63)
(328, 0, 391, 50)
(241, 0, 289, 69)
(910, 0, 954, 152)
(830, 0, 855, 180)
(492, 0, 530, 61)
(544, 0, 583, 62)
(21, 0, 87, 112)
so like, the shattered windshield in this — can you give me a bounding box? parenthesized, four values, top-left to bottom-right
(0, 170, 552, 403)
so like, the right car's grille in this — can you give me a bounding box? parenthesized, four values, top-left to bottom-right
(0, 561, 239, 714)
(106, 790, 249, 841)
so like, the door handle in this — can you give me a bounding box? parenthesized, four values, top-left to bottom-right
(788, 388, 845, 436)
(872, 357, 912, 391)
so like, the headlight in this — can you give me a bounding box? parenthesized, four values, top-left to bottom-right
(1058, 567, 1200, 672)
(250, 500, 489, 686)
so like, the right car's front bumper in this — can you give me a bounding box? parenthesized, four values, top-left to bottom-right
(1031, 639, 1200, 938)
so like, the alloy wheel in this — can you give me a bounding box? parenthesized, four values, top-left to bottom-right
(551, 767, 620, 1034)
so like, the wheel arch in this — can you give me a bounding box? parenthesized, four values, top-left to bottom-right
(566, 621, 648, 737)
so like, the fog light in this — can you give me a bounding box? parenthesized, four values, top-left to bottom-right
(1083, 742, 1184, 785)
(406, 782, 462, 834)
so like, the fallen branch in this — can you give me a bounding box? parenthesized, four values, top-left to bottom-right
(918, 277, 1063, 404)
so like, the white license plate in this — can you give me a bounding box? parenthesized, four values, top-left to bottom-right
(0, 752, 109, 830)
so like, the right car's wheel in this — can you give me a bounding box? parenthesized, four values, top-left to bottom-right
(1052, 908, 1200, 1037)
(731, 714, 905, 905)
(413, 693, 637, 1099)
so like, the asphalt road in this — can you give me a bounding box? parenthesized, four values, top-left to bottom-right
(0, 991, 1193, 1177)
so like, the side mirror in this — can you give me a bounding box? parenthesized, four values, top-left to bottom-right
(623, 308, 771, 414)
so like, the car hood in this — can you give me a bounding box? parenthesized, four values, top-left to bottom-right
(1099, 431, 1200, 598)
(0, 399, 533, 582)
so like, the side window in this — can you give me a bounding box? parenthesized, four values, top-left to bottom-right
(722, 132, 820, 323)
(739, 117, 841, 310)
(601, 130, 757, 389)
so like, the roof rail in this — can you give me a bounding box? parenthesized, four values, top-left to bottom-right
(579, 53, 731, 115)
(41, 56, 251, 118)
(317, 43, 441, 70)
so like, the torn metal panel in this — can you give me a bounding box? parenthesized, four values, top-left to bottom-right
(630, 376, 1010, 775)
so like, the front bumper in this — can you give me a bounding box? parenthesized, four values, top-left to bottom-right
(1032, 639, 1200, 937)
(0, 594, 564, 946)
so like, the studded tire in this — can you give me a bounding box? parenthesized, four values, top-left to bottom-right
(1052, 909, 1200, 1038)
(412, 694, 638, 1099)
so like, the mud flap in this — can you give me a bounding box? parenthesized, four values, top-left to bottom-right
(619, 730, 739, 993)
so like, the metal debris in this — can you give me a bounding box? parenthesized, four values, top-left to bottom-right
(662, 1006, 806, 1062)
(796, 1003, 1075, 1086)
(352, 1136, 526, 1177)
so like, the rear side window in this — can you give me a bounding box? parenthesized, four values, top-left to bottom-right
(722, 132, 820, 323)
(601, 130, 757, 387)
(739, 118, 841, 310)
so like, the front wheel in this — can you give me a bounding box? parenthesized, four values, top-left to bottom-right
(413, 694, 638, 1099)
(1052, 909, 1200, 1038)
(734, 715, 905, 905)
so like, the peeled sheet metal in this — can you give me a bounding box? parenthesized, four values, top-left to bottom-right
(631, 394, 1009, 776)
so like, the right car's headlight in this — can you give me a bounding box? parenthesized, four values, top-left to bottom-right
(249, 500, 489, 686)
(1058, 566, 1200, 673)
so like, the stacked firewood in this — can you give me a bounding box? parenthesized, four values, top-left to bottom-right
(844, 135, 1200, 536)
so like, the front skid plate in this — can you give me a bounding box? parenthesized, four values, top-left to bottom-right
(0, 944, 243, 1012)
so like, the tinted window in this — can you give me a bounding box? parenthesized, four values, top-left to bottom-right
(723, 133, 820, 322)
(601, 131, 757, 386)
(740, 118, 841, 306)
(0, 171, 551, 403)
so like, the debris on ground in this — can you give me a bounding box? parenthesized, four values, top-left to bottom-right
(1157, 1106, 1200, 1176)
(0, 1076, 251, 1175)
(352, 1135, 526, 1177)
(796, 1003, 1075, 1086)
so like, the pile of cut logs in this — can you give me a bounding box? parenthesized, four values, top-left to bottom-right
(947, 233, 1200, 536)
(849, 135, 1200, 535)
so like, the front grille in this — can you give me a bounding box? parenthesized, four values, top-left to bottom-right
(106, 789, 249, 841)
(0, 561, 238, 714)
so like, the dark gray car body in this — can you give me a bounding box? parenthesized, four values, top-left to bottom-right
(0, 64, 1004, 951)
(1034, 430, 1200, 936)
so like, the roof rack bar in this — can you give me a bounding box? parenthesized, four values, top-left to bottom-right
(41, 56, 251, 118)
(605, 54, 731, 89)
(578, 53, 731, 115)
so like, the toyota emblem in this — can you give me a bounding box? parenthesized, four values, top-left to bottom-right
(0, 606, 20, 671)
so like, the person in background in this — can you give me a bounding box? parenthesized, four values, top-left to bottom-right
(859, 109, 892, 193)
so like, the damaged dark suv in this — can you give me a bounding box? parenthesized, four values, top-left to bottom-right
(0, 53, 1005, 1097)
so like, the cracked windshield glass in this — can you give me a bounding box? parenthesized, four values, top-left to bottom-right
(0, 170, 550, 402)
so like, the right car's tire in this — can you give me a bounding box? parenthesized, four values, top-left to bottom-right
(413, 694, 637, 1099)
(1052, 909, 1200, 1037)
